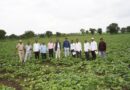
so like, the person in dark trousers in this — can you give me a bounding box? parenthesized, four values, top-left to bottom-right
(98, 38, 106, 58)
(48, 40, 54, 59)
(90, 37, 97, 60)
(33, 40, 40, 60)
(70, 40, 76, 57)
(63, 38, 70, 57)
(40, 42, 48, 62)
(75, 39, 82, 58)
(84, 40, 90, 60)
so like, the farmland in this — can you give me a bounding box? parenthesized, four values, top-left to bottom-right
(0, 34, 130, 90)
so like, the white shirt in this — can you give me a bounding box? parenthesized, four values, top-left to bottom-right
(90, 41, 97, 51)
(84, 42, 90, 52)
(33, 43, 40, 52)
(75, 42, 82, 52)
(57, 43, 60, 49)
(70, 43, 75, 50)
(25, 45, 32, 53)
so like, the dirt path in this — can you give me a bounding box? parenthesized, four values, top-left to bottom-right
(0, 79, 22, 90)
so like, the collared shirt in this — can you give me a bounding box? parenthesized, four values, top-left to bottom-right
(16, 43, 24, 51)
(48, 42, 54, 49)
(25, 45, 32, 53)
(90, 41, 97, 51)
(33, 43, 40, 52)
(84, 42, 90, 52)
(75, 42, 82, 52)
(40, 45, 48, 53)
(63, 40, 70, 48)
(98, 41, 106, 51)
(70, 43, 75, 50)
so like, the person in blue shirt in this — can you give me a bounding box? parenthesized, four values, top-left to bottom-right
(40, 42, 48, 62)
(63, 38, 70, 57)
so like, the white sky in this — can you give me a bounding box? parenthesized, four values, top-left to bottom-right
(0, 0, 130, 35)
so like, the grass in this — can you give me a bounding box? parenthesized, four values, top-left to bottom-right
(0, 34, 130, 90)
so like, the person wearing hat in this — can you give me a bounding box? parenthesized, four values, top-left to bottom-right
(24, 41, 32, 62)
(16, 40, 25, 63)
(98, 38, 106, 58)
(90, 37, 97, 60)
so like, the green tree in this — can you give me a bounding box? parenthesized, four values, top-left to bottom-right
(46, 31, 53, 37)
(0, 29, 6, 39)
(107, 23, 120, 34)
(22, 30, 35, 38)
(89, 28, 96, 35)
(56, 32, 61, 37)
(97, 28, 102, 35)
(80, 28, 85, 35)
(120, 28, 126, 33)
(9, 34, 18, 39)
(126, 26, 130, 32)
(86, 30, 89, 34)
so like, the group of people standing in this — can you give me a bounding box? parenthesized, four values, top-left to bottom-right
(16, 37, 106, 63)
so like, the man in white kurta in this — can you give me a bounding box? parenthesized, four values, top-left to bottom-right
(33, 40, 40, 60)
(75, 39, 82, 58)
(90, 37, 97, 60)
(84, 40, 90, 60)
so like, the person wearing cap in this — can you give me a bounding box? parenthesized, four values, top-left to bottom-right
(24, 41, 32, 62)
(75, 39, 82, 58)
(16, 40, 25, 63)
(84, 40, 90, 60)
(48, 40, 54, 59)
(90, 37, 97, 60)
(54, 39, 61, 59)
(63, 38, 70, 57)
(70, 40, 76, 57)
(98, 38, 106, 58)
(40, 42, 48, 62)
(33, 40, 40, 60)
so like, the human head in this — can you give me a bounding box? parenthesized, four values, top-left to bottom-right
(100, 37, 104, 41)
(91, 37, 94, 41)
(65, 37, 68, 41)
(42, 42, 45, 45)
(85, 40, 87, 43)
(76, 38, 79, 42)
(19, 40, 22, 44)
(27, 41, 30, 45)
(35, 40, 38, 43)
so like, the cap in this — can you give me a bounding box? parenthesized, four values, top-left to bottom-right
(91, 37, 94, 40)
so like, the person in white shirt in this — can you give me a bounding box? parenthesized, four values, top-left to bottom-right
(70, 40, 76, 57)
(75, 39, 82, 58)
(90, 37, 97, 60)
(33, 40, 40, 60)
(84, 40, 90, 60)
(24, 41, 32, 62)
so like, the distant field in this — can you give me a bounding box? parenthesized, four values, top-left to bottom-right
(0, 34, 130, 90)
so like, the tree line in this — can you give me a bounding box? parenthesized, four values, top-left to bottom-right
(0, 23, 130, 39)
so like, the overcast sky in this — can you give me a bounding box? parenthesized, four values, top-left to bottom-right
(0, 0, 130, 35)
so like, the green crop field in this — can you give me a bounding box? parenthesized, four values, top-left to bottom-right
(0, 34, 130, 90)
